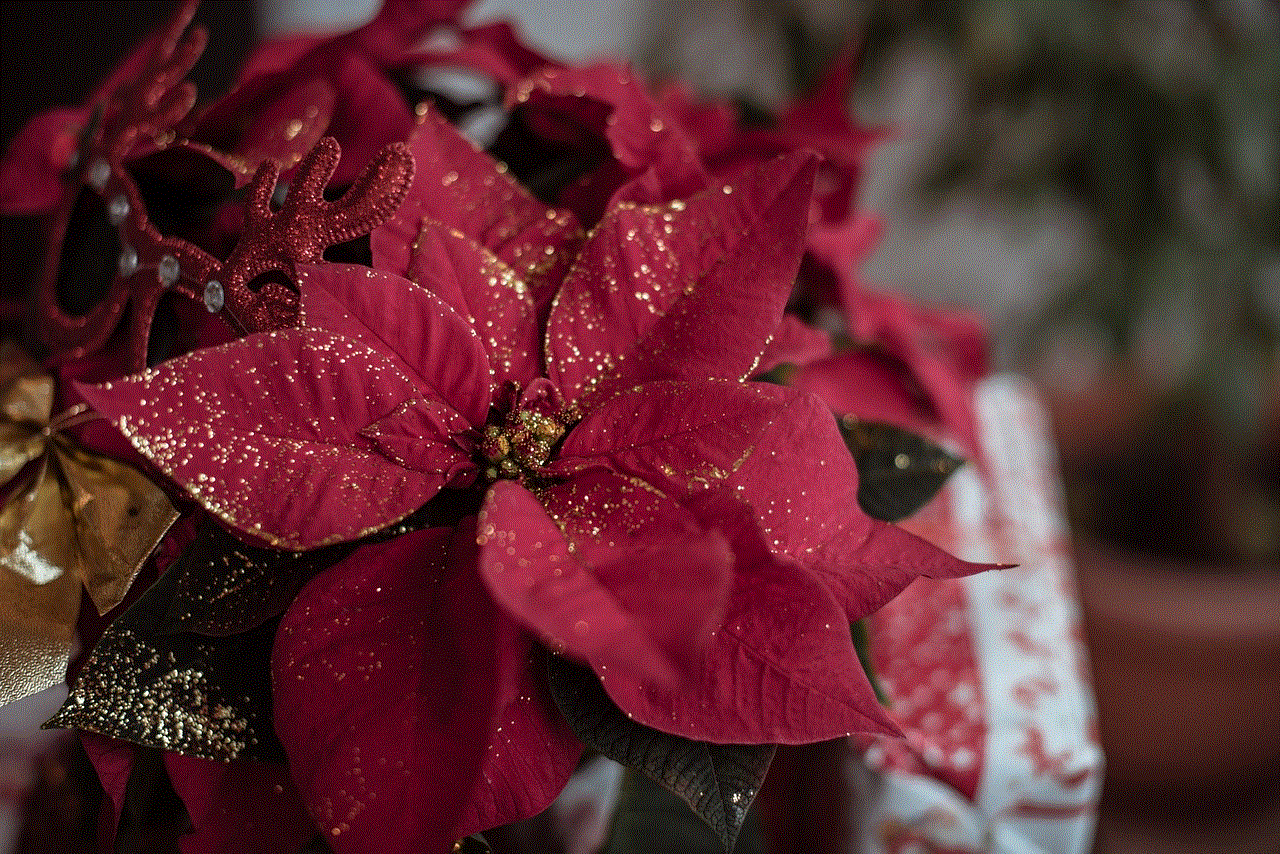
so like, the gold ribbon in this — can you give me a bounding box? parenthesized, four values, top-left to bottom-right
(0, 341, 178, 706)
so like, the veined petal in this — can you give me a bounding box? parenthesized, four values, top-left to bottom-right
(273, 524, 561, 853)
(556, 379, 986, 620)
(477, 476, 733, 686)
(545, 152, 818, 410)
(297, 262, 492, 429)
(595, 491, 900, 744)
(75, 329, 451, 550)
(372, 105, 582, 304)
(392, 224, 543, 393)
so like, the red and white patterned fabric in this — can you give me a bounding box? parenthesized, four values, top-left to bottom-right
(851, 375, 1102, 854)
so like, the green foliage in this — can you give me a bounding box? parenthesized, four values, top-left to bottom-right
(548, 657, 773, 852)
(839, 418, 965, 523)
(858, 1, 1279, 446)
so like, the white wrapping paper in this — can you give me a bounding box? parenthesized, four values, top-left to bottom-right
(850, 375, 1103, 854)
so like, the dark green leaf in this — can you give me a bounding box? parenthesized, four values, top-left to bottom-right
(46, 562, 284, 762)
(547, 656, 773, 853)
(604, 770, 763, 854)
(839, 418, 964, 522)
(159, 523, 351, 637)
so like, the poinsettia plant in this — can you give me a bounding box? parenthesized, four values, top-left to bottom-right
(1, 2, 999, 852)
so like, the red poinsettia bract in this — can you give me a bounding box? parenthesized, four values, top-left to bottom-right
(76, 111, 985, 851)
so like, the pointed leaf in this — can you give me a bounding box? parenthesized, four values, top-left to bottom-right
(397, 224, 543, 393)
(545, 153, 818, 410)
(839, 419, 964, 523)
(372, 105, 582, 303)
(273, 525, 577, 852)
(477, 478, 733, 686)
(549, 655, 773, 853)
(46, 561, 284, 763)
(604, 770, 760, 854)
(591, 491, 900, 745)
(602, 382, 986, 619)
(75, 329, 454, 550)
(297, 262, 492, 429)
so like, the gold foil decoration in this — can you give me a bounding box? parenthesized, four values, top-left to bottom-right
(0, 341, 179, 706)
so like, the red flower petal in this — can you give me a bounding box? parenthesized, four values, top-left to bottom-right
(793, 349, 938, 436)
(359, 397, 476, 480)
(350, 0, 472, 65)
(594, 491, 901, 744)
(185, 78, 336, 183)
(844, 285, 988, 461)
(372, 106, 582, 307)
(545, 152, 818, 410)
(273, 525, 561, 852)
(162, 754, 315, 854)
(549, 379, 787, 490)
(510, 65, 698, 175)
(806, 218, 990, 459)
(713, 51, 885, 223)
(712, 387, 986, 618)
(382, 223, 542, 393)
(457, 647, 584, 839)
(322, 53, 417, 185)
(297, 262, 492, 429)
(756, 314, 833, 374)
(405, 21, 560, 87)
(508, 64, 707, 221)
(75, 329, 451, 550)
(477, 477, 733, 686)
(561, 380, 984, 620)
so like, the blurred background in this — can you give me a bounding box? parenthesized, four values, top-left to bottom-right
(2, 1, 1278, 852)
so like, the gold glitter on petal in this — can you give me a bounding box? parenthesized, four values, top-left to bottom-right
(47, 628, 259, 761)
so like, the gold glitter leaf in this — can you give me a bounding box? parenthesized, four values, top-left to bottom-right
(46, 562, 283, 763)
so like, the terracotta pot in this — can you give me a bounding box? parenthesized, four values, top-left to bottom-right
(1073, 537, 1280, 802)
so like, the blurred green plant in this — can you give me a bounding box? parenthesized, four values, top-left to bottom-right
(873, 1, 1279, 562)
(856, 2, 1277, 429)
(667, 0, 1279, 561)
